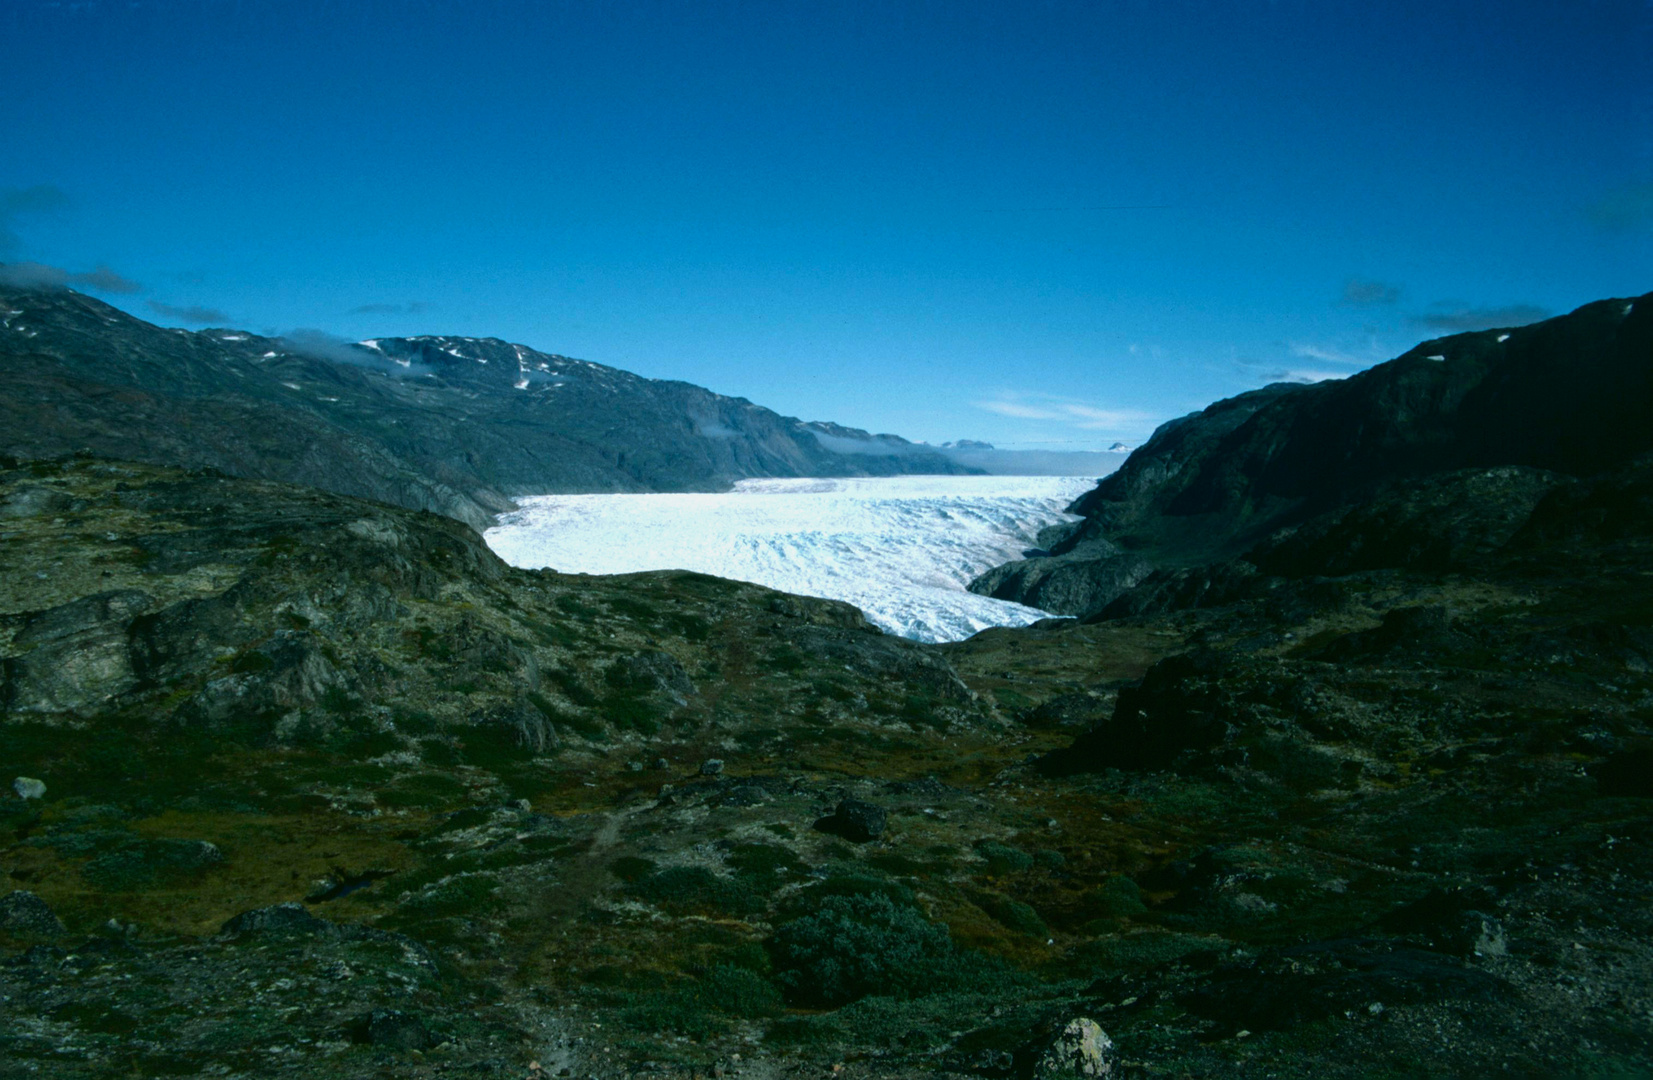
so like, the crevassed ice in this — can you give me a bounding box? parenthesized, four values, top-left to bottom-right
(484, 475, 1096, 643)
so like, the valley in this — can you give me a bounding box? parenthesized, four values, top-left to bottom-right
(0, 288, 1650, 1078)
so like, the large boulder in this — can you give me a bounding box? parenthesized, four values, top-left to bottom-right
(0, 890, 67, 942)
(1034, 1018, 1116, 1079)
(2, 590, 153, 715)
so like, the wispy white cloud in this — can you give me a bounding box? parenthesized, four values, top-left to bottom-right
(976, 399, 1064, 420)
(972, 393, 1157, 436)
(1288, 342, 1367, 367)
(1273, 368, 1350, 384)
(1234, 335, 1393, 388)
(1060, 403, 1156, 429)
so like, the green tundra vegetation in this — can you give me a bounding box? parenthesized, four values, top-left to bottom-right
(2, 451, 1650, 1079)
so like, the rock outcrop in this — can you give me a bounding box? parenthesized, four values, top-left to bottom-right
(972, 292, 1653, 616)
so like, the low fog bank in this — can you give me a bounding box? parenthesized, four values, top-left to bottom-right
(808, 428, 1127, 478)
(935, 446, 1126, 477)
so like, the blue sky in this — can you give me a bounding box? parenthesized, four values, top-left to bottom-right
(3, 0, 1649, 450)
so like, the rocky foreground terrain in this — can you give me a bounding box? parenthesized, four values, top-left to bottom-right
(1, 437, 1650, 1076)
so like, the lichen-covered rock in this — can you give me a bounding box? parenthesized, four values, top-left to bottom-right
(0, 890, 67, 941)
(219, 902, 333, 939)
(1034, 1018, 1115, 1078)
(12, 776, 45, 800)
(3, 589, 153, 714)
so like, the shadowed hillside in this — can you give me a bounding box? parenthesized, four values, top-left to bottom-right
(972, 292, 1652, 617)
(0, 281, 970, 530)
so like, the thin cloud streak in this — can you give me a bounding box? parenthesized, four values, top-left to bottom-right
(349, 301, 433, 315)
(0, 185, 71, 251)
(148, 300, 230, 324)
(1411, 303, 1549, 333)
(973, 393, 1157, 434)
(0, 261, 143, 294)
(1289, 342, 1368, 366)
(1340, 278, 1402, 307)
(977, 400, 1063, 420)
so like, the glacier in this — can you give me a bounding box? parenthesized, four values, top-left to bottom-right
(483, 475, 1096, 643)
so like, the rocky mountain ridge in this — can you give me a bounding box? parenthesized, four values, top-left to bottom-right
(0, 281, 970, 531)
(971, 291, 1652, 617)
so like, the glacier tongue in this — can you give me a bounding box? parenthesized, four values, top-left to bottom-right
(483, 475, 1095, 643)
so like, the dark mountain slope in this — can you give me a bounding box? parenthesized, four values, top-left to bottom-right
(973, 291, 1652, 615)
(0, 282, 968, 530)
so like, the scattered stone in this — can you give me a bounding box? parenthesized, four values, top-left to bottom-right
(305, 875, 341, 902)
(1183, 939, 1510, 1032)
(700, 759, 725, 777)
(12, 777, 46, 800)
(719, 781, 771, 807)
(0, 891, 67, 941)
(220, 902, 333, 939)
(883, 776, 957, 799)
(653, 758, 670, 770)
(1378, 886, 1507, 957)
(1034, 1018, 1116, 1078)
(815, 798, 887, 842)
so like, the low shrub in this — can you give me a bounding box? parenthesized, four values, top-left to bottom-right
(400, 873, 502, 917)
(629, 866, 763, 916)
(768, 893, 958, 1007)
(621, 964, 781, 1039)
(971, 891, 1048, 937)
(975, 840, 1034, 875)
(1034, 849, 1067, 872)
(782, 872, 916, 916)
(600, 693, 660, 735)
(609, 855, 657, 883)
(1081, 875, 1148, 922)
(726, 842, 808, 889)
(81, 838, 223, 891)
(696, 963, 782, 1017)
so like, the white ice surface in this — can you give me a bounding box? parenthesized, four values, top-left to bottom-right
(484, 475, 1097, 643)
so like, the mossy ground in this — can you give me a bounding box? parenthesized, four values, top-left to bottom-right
(2, 458, 1651, 1078)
